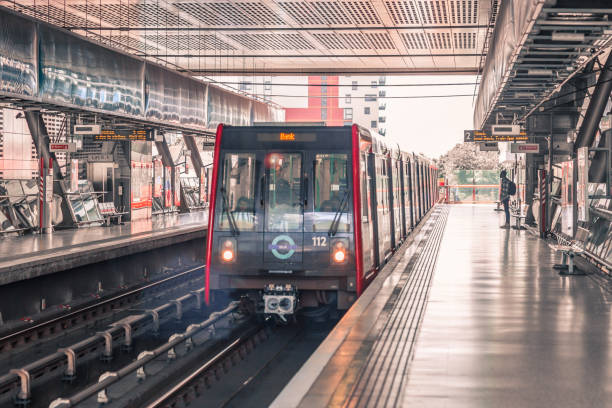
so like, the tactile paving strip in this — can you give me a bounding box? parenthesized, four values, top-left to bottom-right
(335, 205, 449, 408)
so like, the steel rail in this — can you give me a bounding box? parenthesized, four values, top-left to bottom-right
(0, 265, 204, 353)
(145, 323, 264, 408)
(48, 301, 244, 408)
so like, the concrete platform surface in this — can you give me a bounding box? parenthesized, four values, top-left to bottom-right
(0, 211, 208, 285)
(273, 205, 612, 407)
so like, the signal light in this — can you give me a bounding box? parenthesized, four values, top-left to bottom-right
(220, 238, 236, 263)
(222, 248, 234, 262)
(331, 240, 347, 264)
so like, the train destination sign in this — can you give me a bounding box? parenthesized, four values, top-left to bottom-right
(94, 129, 153, 141)
(464, 129, 528, 142)
(257, 132, 317, 142)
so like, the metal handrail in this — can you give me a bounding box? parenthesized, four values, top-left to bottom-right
(49, 301, 241, 408)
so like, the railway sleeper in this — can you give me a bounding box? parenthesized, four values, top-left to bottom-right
(0, 289, 208, 406)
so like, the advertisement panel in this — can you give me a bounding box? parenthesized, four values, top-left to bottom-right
(165, 166, 172, 208)
(200, 167, 207, 204)
(174, 170, 181, 207)
(577, 147, 589, 222)
(70, 159, 79, 193)
(153, 159, 163, 198)
(561, 160, 576, 237)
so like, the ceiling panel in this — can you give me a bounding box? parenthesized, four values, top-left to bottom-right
(1, 0, 495, 73)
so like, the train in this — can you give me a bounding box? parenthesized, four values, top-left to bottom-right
(205, 124, 438, 319)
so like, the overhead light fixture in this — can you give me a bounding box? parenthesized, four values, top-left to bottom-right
(527, 69, 553, 76)
(515, 92, 535, 98)
(551, 32, 585, 42)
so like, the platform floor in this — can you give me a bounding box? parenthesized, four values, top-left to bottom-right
(0, 211, 207, 284)
(273, 205, 612, 407)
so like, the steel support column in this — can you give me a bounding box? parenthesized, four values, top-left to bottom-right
(155, 138, 187, 212)
(24, 111, 64, 185)
(574, 52, 612, 150)
(182, 135, 203, 176)
(25, 110, 73, 227)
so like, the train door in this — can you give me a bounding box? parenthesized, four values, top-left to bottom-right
(404, 157, 414, 231)
(262, 152, 304, 270)
(387, 158, 396, 250)
(367, 152, 380, 269)
(391, 158, 402, 246)
(359, 148, 375, 275)
(412, 158, 421, 225)
(398, 159, 407, 239)
(377, 156, 392, 262)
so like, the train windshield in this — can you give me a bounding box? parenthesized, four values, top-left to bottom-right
(217, 153, 257, 231)
(310, 154, 350, 232)
(265, 153, 303, 232)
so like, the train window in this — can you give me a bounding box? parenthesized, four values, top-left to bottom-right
(266, 153, 303, 232)
(308, 154, 350, 232)
(216, 153, 256, 231)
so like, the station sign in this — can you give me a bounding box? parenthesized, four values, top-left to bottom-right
(464, 129, 528, 142)
(479, 142, 499, 152)
(94, 129, 153, 141)
(73, 124, 101, 135)
(491, 124, 521, 136)
(50, 142, 77, 152)
(510, 143, 540, 154)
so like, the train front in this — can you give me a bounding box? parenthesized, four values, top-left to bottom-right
(205, 125, 361, 320)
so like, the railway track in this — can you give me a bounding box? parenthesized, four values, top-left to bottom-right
(0, 265, 204, 354)
(0, 265, 220, 407)
(46, 301, 254, 408)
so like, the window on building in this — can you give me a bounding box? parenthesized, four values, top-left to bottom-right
(365, 94, 377, 102)
(321, 109, 327, 120)
(352, 81, 358, 91)
(371, 80, 377, 88)
(364, 107, 370, 114)
(321, 76, 327, 81)
(371, 121, 377, 129)
(344, 108, 353, 120)
(264, 81, 272, 91)
(321, 98, 327, 108)
(321, 85, 327, 94)
(345, 94, 351, 104)
(239, 81, 252, 91)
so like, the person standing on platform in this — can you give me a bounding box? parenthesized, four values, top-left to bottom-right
(499, 170, 511, 228)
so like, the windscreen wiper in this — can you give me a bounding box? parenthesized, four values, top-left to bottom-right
(220, 187, 240, 236)
(328, 189, 350, 237)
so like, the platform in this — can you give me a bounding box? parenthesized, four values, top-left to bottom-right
(273, 205, 612, 407)
(0, 211, 207, 285)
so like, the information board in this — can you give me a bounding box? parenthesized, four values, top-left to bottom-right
(464, 129, 528, 142)
(95, 129, 153, 141)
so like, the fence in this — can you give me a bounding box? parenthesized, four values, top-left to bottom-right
(444, 170, 500, 204)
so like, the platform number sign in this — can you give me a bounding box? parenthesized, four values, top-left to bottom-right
(464, 130, 475, 142)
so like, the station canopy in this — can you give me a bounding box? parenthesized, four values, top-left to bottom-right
(2, 0, 498, 74)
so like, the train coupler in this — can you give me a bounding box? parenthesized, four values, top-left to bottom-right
(262, 284, 297, 321)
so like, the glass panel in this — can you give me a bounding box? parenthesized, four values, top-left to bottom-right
(308, 154, 350, 232)
(70, 197, 87, 222)
(216, 153, 257, 231)
(266, 153, 303, 232)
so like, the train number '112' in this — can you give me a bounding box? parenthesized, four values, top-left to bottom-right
(312, 236, 327, 247)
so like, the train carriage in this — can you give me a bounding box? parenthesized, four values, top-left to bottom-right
(205, 124, 437, 317)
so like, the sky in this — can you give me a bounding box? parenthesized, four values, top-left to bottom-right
(384, 75, 479, 159)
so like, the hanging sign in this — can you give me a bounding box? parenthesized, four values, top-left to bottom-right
(50, 142, 77, 153)
(511, 143, 540, 154)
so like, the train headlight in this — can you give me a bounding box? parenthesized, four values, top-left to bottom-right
(331, 239, 348, 264)
(219, 238, 236, 263)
